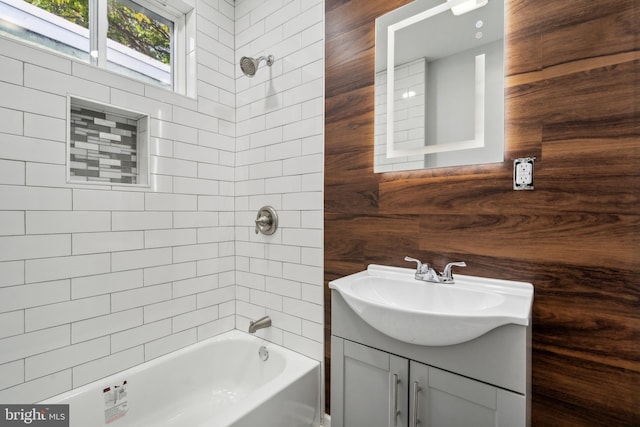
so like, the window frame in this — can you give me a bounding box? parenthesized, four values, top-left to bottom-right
(0, 0, 195, 95)
(117, 0, 195, 95)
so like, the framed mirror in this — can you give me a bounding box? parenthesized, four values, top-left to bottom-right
(374, 0, 505, 172)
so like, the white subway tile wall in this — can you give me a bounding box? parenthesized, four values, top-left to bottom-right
(0, 0, 324, 404)
(0, 0, 234, 403)
(234, 0, 324, 362)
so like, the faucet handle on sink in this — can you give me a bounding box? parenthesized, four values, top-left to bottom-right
(404, 256, 439, 281)
(441, 262, 467, 284)
(404, 256, 428, 273)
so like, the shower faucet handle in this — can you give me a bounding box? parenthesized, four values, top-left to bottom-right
(254, 206, 278, 235)
(255, 215, 271, 233)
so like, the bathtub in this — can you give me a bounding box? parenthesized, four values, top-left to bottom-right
(41, 330, 321, 427)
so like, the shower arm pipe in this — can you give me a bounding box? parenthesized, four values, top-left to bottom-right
(256, 55, 274, 66)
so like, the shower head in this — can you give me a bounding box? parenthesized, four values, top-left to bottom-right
(239, 55, 274, 77)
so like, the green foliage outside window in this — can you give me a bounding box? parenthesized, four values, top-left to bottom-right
(25, 0, 89, 28)
(23, 0, 170, 65)
(107, 0, 170, 65)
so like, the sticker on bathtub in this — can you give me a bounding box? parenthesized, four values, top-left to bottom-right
(103, 381, 128, 424)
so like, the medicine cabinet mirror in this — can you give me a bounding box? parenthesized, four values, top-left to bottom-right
(374, 0, 505, 172)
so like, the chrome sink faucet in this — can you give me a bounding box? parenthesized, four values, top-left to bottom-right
(404, 256, 466, 284)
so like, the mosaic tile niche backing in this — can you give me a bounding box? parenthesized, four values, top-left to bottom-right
(69, 102, 145, 184)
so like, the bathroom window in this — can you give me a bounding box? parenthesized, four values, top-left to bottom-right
(0, 0, 194, 94)
(106, 0, 172, 87)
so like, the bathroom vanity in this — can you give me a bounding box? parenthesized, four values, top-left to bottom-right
(329, 265, 533, 427)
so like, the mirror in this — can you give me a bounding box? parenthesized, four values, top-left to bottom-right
(374, 0, 504, 172)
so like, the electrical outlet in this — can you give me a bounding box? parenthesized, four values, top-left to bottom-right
(513, 157, 534, 190)
(515, 162, 532, 185)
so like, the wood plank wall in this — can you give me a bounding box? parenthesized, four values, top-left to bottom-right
(324, 0, 639, 424)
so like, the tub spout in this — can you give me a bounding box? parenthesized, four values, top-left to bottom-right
(248, 315, 272, 333)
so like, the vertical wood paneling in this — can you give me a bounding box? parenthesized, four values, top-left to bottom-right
(324, 0, 640, 424)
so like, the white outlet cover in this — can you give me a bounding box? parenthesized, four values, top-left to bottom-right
(513, 158, 534, 190)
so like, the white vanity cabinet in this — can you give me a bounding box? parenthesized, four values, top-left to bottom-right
(330, 290, 531, 427)
(331, 337, 524, 427)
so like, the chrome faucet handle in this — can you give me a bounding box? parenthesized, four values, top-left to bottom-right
(404, 256, 429, 274)
(404, 256, 438, 282)
(441, 262, 467, 283)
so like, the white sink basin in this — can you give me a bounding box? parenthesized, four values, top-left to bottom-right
(329, 264, 533, 346)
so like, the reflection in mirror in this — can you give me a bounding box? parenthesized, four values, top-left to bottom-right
(374, 0, 504, 172)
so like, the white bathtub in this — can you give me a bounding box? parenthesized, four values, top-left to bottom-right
(41, 330, 321, 427)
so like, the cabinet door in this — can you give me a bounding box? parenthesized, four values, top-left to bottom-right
(331, 336, 409, 427)
(409, 361, 526, 427)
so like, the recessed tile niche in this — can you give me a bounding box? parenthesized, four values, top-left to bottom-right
(67, 96, 150, 186)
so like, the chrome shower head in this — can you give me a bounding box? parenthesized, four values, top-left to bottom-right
(239, 55, 274, 77)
